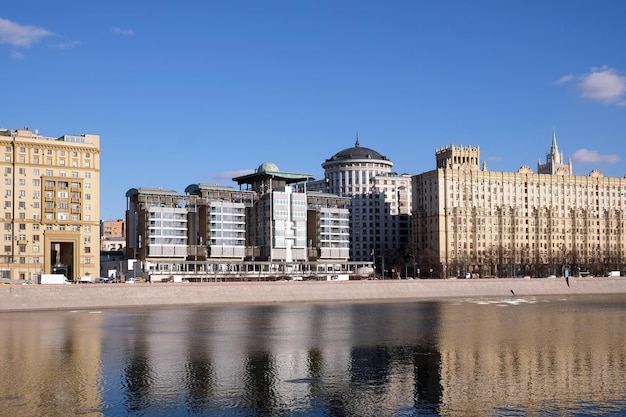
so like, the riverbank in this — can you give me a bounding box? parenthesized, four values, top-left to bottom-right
(1, 277, 626, 312)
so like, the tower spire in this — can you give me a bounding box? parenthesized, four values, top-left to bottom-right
(355, 131, 360, 147)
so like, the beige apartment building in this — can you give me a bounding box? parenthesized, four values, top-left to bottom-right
(412, 132, 626, 278)
(0, 128, 100, 282)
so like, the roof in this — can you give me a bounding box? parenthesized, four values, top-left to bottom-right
(232, 161, 314, 185)
(325, 136, 388, 162)
(125, 187, 180, 198)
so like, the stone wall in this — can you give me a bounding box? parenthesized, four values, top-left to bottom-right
(1, 277, 625, 312)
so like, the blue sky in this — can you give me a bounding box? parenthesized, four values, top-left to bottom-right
(2, 1, 626, 220)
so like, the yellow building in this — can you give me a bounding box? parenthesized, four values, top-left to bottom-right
(0, 128, 100, 282)
(412, 132, 626, 278)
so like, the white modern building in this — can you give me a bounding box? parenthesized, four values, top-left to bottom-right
(309, 136, 412, 265)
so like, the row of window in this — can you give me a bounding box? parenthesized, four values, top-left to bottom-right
(0, 256, 93, 265)
(3, 245, 91, 254)
(3, 167, 91, 179)
(3, 225, 92, 234)
(7, 146, 91, 157)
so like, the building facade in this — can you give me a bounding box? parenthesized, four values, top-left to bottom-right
(100, 219, 126, 251)
(0, 128, 100, 282)
(412, 133, 626, 278)
(309, 136, 412, 265)
(125, 163, 352, 279)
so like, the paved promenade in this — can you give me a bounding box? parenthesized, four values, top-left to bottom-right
(1, 277, 625, 312)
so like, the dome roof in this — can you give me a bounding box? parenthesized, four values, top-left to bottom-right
(327, 137, 387, 162)
(257, 162, 279, 173)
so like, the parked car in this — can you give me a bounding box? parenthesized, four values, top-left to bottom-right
(125, 278, 137, 284)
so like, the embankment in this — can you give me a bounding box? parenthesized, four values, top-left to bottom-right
(1, 277, 625, 312)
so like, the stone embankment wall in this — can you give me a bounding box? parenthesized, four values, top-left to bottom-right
(1, 277, 625, 312)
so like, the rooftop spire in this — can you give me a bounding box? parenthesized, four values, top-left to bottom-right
(355, 131, 360, 147)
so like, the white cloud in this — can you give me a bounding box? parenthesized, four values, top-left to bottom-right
(555, 74, 575, 84)
(0, 17, 52, 47)
(210, 169, 255, 181)
(111, 27, 134, 36)
(10, 50, 24, 60)
(54, 40, 80, 49)
(571, 148, 620, 165)
(557, 66, 626, 106)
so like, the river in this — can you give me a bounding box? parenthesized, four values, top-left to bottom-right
(1, 294, 625, 416)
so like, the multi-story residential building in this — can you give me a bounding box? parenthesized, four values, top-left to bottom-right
(125, 162, 352, 280)
(100, 219, 126, 251)
(101, 219, 125, 239)
(412, 132, 626, 278)
(309, 136, 412, 265)
(233, 162, 351, 264)
(0, 127, 100, 282)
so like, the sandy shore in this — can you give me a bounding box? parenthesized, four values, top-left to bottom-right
(1, 277, 625, 312)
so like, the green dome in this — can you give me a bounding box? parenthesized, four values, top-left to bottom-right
(257, 162, 279, 173)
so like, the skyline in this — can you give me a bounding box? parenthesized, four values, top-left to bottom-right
(2, 1, 625, 220)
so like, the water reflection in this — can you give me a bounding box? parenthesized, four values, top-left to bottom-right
(0, 295, 625, 416)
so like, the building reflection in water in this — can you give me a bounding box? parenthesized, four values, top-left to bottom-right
(1, 295, 626, 416)
(0, 310, 104, 417)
